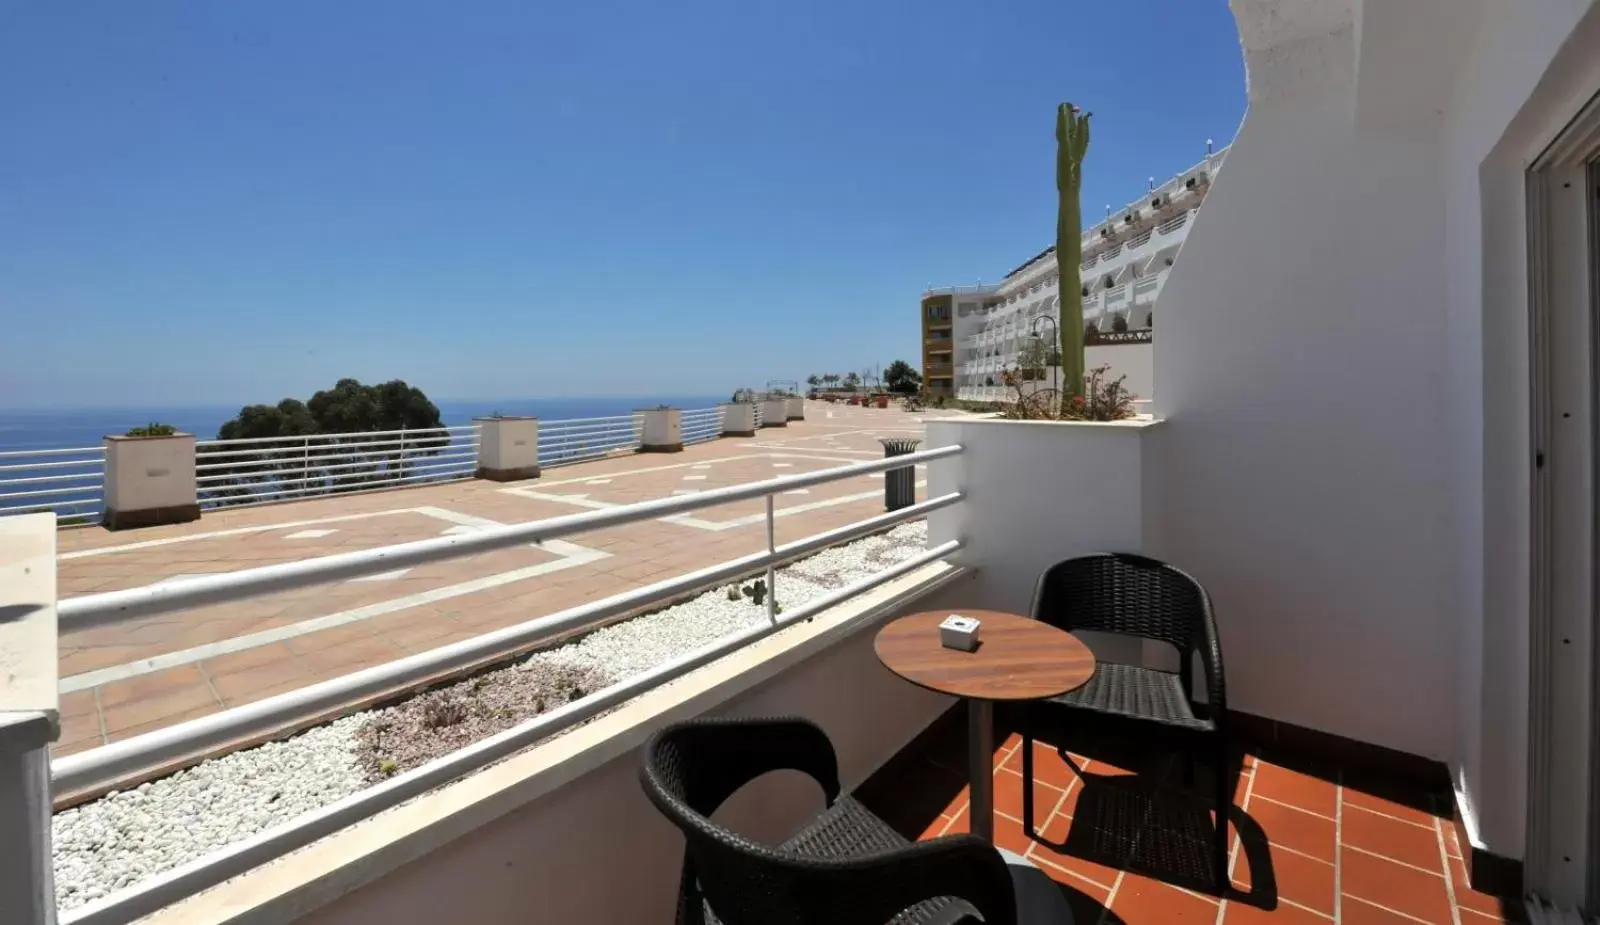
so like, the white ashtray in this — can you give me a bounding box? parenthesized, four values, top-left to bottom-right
(939, 614, 981, 652)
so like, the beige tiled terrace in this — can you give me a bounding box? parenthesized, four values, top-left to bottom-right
(51, 402, 930, 769)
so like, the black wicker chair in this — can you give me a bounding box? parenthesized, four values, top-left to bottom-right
(1019, 553, 1228, 886)
(640, 716, 1018, 925)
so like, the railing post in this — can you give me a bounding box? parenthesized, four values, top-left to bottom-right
(0, 513, 59, 925)
(765, 495, 778, 625)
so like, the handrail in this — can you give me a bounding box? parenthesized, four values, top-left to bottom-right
(0, 446, 104, 460)
(56, 537, 961, 925)
(57, 445, 961, 630)
(51, 491, 960, 797)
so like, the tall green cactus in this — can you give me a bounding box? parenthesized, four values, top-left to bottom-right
(1056, 103, 1091, 400)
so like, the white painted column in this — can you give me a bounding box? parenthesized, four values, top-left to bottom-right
(0, 513, 59, 925)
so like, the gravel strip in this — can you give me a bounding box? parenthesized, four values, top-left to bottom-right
(52, 521, 930, 911)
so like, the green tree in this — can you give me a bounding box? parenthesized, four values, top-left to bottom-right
(841, 371, 860, 392)
(208, 379, 447, 502)
(883, 360, 922, 395)
(1056, 103, 1091, 400)
(806, 374, 821, 390)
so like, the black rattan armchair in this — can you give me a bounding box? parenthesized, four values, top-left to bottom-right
(639, 716, 1017, 925)
(1020, 553, 1228, 885)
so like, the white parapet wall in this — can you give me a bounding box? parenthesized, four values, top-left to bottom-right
(760, 398, 789, 428)
(474, 417, 540, 482)
(1085, 343, 1154, 404)
(102, 433, 200, 530)
(638, 408, 683, 453)
(0, 512, 58, 925)
(721, 402, 757, 437)
(924, 415, 1161, 666)
(785, 396, 805, 421)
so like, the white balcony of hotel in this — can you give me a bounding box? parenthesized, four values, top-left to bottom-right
(6, 0, 1600, 922)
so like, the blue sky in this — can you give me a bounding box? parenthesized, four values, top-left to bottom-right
(0, 1, 1245, 408)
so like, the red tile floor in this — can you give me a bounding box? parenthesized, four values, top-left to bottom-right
(854, 713, 1524, 925)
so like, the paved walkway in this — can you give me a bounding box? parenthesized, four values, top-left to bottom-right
(53, 402, 935, 757)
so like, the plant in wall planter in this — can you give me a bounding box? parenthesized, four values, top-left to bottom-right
(125, 422, 178, 437)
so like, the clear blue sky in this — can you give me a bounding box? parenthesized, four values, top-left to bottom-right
(0, 1, 1245, 408)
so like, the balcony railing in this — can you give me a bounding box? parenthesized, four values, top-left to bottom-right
(0, 445, 105, 522)
(1158, 210, 1192, 235)
(21, 445, 965, 925)
(680, 406, 723, 446)
(538, 414, 642, 467)
(195, 426, 480, 509)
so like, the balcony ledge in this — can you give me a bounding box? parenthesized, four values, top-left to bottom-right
(143, 560, 971, 925)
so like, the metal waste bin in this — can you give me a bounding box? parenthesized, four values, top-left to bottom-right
(879, 438, 921, 511)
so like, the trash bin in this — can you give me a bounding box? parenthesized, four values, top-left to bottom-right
(879, 438, 921, 511)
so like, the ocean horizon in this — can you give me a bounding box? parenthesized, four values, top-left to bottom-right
(0, 396, 728, 451)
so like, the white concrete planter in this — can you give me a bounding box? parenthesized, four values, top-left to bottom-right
(785, 396, 805, 421)
(474, 417, 540, 482)
(923, 415, 1162, 664)
(721, 403, 757, 437)
(638, 408, 683, 453)
(103, 433, 200, 530)
(760, 398, 789, 428)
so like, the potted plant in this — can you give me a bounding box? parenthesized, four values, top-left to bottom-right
(103, 422, 200, 529)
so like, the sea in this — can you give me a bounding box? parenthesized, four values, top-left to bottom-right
(0, 397, 726, 451)
(0, 396, 726, 518)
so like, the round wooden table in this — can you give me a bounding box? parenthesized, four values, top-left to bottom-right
(875, 610, 1096, 844)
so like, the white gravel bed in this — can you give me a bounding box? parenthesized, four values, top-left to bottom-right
(52, 521, 930, 911)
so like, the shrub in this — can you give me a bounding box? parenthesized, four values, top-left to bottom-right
(125, 422, 177, 437)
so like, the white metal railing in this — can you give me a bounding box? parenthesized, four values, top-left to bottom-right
(1158, 210, 1192, 235)
(681, 406, 723, 446)
(1080, 255, 1097, 271)
(0, 446, 106, 523)
(195, 426, 479, 509)
(538, 414, 641, 467)
(1101, 244, 1122, 261)
(43, 445, 964, 925)
(1126, 229, 1154, 250)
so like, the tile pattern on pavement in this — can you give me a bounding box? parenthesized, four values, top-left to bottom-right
(52, 401, 932, 757)
(856, 715, 1526, 925)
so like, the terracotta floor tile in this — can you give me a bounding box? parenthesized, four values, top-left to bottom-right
(54, 710, 104, 753)
(1340, 803, 1444, 871)
(1027, 806, 1126, 890)
(105, 704, 222, 743)
(1232, 840, 1335, 915)
(1459, 907, 1517, 924)
(1003, 739, 1082, 790)
(1111, 873, 1219, 923)
(1251, 762, 1337, 817)
(1443, 824, 1463, 859)
(1339, 847, 1453, 924)
(1222, 899, 1333, 924)
(1448, 852, 1518, 919)
(1247, 796, 1337, 863)
(100, 682, 221, 735)
(1341, 783, 1439, 828)
(58, 689, 98, 721)
(209, 658, 318, 702)
(917, 814, 952, 841)
(1340, 893, 1441, 924)
(200, 641, 298, 679)
(95, 664, 212, 708)
(1028, 861, 1114, 908)
(992, 813, 1037, 858)
(992, 766, 1065, 826)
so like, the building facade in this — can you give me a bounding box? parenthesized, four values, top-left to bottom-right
(921, 148, 1225, 403)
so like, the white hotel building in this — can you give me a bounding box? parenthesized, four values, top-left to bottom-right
(920, 147, 1227, 402)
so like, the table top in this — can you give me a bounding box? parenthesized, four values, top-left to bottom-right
(874, 610, 1096, 701)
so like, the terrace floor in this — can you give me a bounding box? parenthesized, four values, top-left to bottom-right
(854, 708, 1524, 925)
(50, 401, 932, 765)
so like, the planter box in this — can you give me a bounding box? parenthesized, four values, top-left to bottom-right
(923, 415, 1163, 666)
(721, 403, 757, 437)
(760, 398, 789, 428)
(875, 396, 889, 409)
(103, 433, 200, 530)
(638, 408, 683, 453)
(474, 417, 540, 482)
(785, 396, 805, 421)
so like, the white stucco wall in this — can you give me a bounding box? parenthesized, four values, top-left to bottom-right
(1147, 0, 1600, 867)
(1085, 344, 1154, 403)
(1435, 0, 1600, 864)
